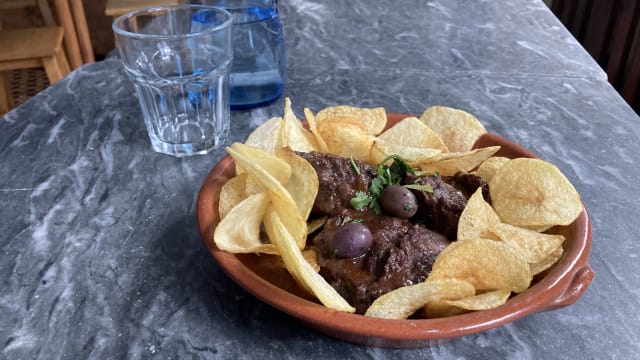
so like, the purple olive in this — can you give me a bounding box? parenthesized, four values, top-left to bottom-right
(380, 185, 418, 218)
(330, 223, 373, 258)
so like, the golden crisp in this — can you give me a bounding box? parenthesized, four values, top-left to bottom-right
(275, 147, 319, 221)
(282, 97, 318, 152)
(474, 156, 510, 183)
(428, 238, 532, 293)
(457, 188, 501, 241)
(245, 116, 283, 154)
(316, 105, 387, 135)
(426, 289, 512, 317)
(490, 158, 583, 228)
(529, 246, 564, 275)
(364, 279, 475, 319)
(304, 108, 329, 152)
(214, 192, 277, 254)
(419, 105, 487, 152)
(490, 222, 565, 264)
(231, 142, 291, 185)
(317, 115, 375, 162)
(219, 173, 249, 220)
(226, 143, 308, 249)
(377, 116, 448, 152)
(369, 138, 441, 165)
(418, 146, 500, 176)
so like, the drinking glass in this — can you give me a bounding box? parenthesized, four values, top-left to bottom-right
(190, 0, 286, 109)
(113, 5, 233, 157)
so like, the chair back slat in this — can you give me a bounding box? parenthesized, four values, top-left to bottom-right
(551, 0, 640, 113)
(582, 0, 620, 63)
(622, 34, 640, 105)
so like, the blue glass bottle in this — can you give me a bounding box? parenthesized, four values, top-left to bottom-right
(192, 0, 286, 110)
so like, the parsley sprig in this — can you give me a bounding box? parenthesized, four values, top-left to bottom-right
(349, 155, 433, 214)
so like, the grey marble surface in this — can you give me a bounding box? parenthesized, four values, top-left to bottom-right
(1, 0, 639, 359)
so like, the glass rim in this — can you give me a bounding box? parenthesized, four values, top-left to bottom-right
(112, 4, 232, 40)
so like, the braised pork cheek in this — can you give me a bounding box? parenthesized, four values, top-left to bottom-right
(404, 174, 467, 240)
(298, 151, 377, 216)
(299, 152, 456, 313)
(312, 211, 449, 314)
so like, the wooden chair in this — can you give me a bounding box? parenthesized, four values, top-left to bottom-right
(551, 0, 640, 112)
(0, 0, 94, 68)
(105, 0, 180, 18)
(0, 27, 70, 113)
(0, 0, 56, 27)
(50, 0, 94, 68)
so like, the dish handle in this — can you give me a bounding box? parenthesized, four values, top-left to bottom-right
(546, 266, 595, 310)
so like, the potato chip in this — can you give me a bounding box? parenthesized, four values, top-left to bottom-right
(244, 174, 266, 197)
(214, 192, 277, 254)
(457, 188, 501, 241)
(364, 279, 475, 319)
(377, 116, 448, 152)
(442, 289, 511, 311)
(530, 246, 564, 275)
(277, 249, 320, 272)
(307, 216, 327, 234)
(264, 209, 355, 312)
(474, 156, 510, 183)
(226, 144, 308, 249)
(419, 105, 487, 152)
(369, 139, 442, 165)
(424, 300, 469, 318)
(269, 195, 308, 250)
(522, 224, 554, 232)
(304, 108, 329, 152)
(302, 248, 320, 272)
(245, 116, 283, 154)
(418, 146, 500, 176)
(282, 97, 318, 152)
(490, 222, 565, 264)
(316, 105, 387, 135)
(230, 142, 292, 185)
(489, 158, 583, 228)
(424, 289, 512, 318)
(429, 238, 532, 293)
(317, 115, 375, 161)
(275, 147, 319, 220)
(219, 173, 249, 219)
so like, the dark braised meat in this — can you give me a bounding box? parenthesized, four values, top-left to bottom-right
(404, 174, 467, 240)
(312, 210, 450, 314)
(448, 172, 491, 203)
(298, 151, 377, 216)
(299, 151, 463, 313)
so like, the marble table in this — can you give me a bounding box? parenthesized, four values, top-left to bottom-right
(2, 0, 638, 358)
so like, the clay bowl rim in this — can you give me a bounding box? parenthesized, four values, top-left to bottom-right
(196, 113, 594, 347)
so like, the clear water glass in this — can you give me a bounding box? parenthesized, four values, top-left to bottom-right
(113, 5, 233, 157)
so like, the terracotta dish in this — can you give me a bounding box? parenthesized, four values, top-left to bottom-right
(196, 113, 594, 347)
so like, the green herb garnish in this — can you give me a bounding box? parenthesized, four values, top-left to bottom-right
(350, 156, 361, 175)
(404, 183, 434, 193)
(349, 154, 429, 214)
(350, 191, 373, 210)
(338, 216, 365, 226)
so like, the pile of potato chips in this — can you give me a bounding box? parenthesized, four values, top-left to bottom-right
(214, 98, 584, 319)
